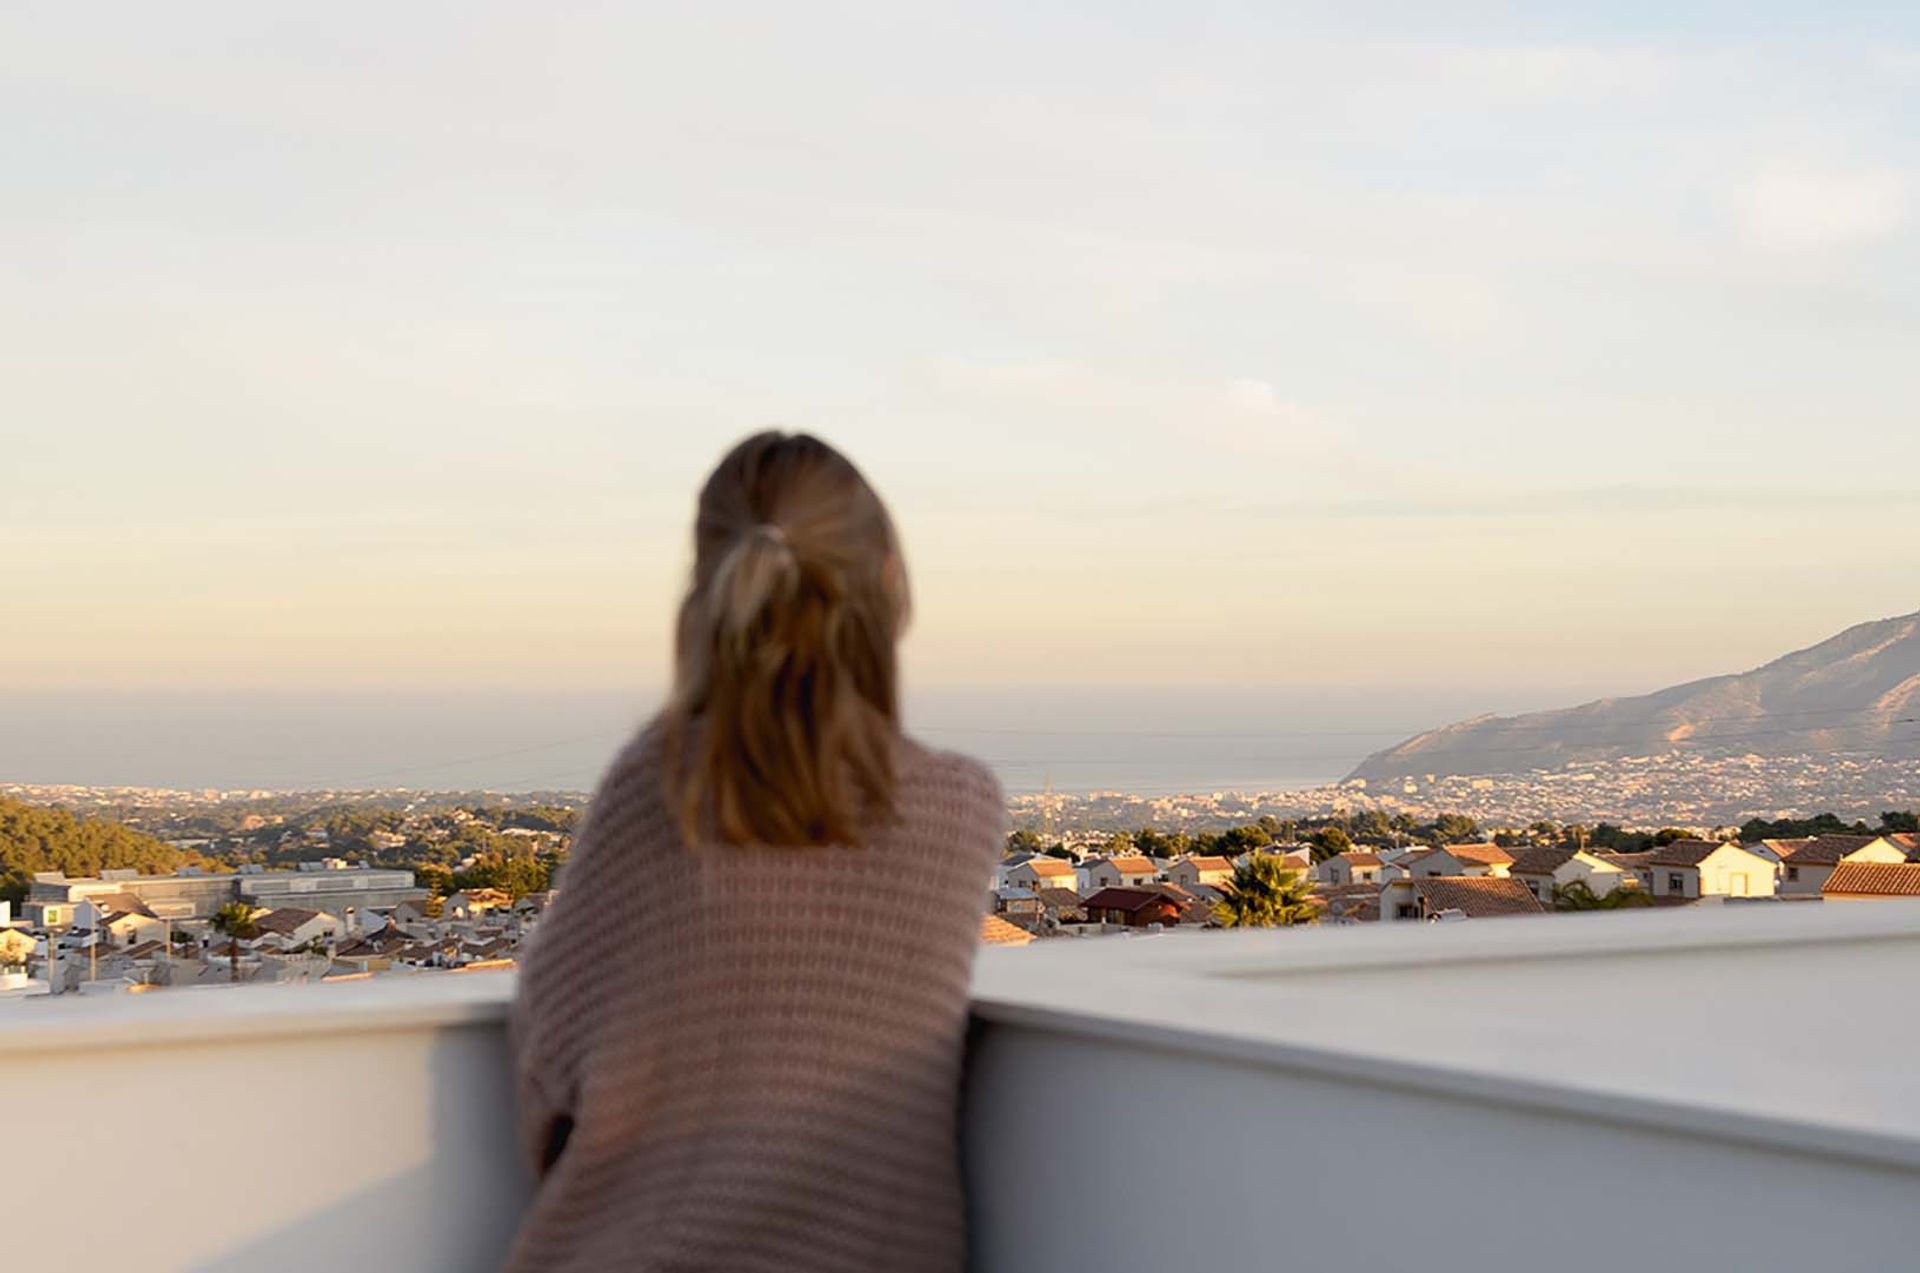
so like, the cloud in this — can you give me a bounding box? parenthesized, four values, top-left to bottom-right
(1735, 163, 1910, 252)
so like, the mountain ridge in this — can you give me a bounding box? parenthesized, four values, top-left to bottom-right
(1347, 610, 1920, 783)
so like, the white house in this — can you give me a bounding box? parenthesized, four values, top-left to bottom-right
(103, 910, 168, 949)
(1506, 848, 1633, 905)
(1165, 856, 1235, 891)
(1645, 841, 1777, 900)
(249, 908, 342, 951)
(1004, 858, 1080, 894)
(1776, 836, 1907, 896)
(445, 890, 513, 922)
(1078, 856, 1159, 893)
(1318, 852, 1384, 887)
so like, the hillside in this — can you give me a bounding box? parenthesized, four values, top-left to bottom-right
(1348, 610, 1920, 783)
(0, 797, 215, 905)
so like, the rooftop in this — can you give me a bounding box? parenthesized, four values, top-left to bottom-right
(7, 901, 1920, 1271)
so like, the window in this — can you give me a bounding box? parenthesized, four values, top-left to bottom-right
(1667, 873, 1684, 893)
(1786, 865, 1799, 882)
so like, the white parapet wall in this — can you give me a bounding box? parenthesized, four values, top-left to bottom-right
(0, 972, 531, 1271)
(964, 901, 1920, 1273)
(6, 903, 1920, 1271)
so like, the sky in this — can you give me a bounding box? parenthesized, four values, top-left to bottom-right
(5, 3, 1920, 787)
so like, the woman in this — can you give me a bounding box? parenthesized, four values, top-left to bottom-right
(506, 432, 1006, 1272)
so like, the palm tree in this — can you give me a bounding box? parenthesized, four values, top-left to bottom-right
(1213, 855, 1320, 928)
(211, 902, 259, 983)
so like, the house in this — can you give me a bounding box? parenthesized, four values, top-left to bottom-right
(1444, 844, 1515, 878)
(391, 899, 437, 933)
(1317, 882, 1382, 923)
(1645, 840, 1777, 899)
(1318, 851, 1384, 887)
(1392, 848, 1471, 880)
(993, 888, 1044, 924)
(1275, 848, 1315, 874)
(1079, 856, 1159, 892)
(1004, 857, 1080, 894)
(1165, 856, 1234, 891)
(1594, 850, 1656, 889)
(1776, 836, 1907, 896)
(1081, 887, 1185, 928)
(1034, 888, 1087, 926)
(103, 910, 168, 949)
(1821, 862, 1920, 900)
(980, 914, 1036, 947)
(1412, 876, 1545, 920)
(249, 908, 342, 951)
(444, 889, 514, 921)
(1506, 847, 1633, 906)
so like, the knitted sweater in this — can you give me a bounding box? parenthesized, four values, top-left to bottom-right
(505, 728, 1005, 1272)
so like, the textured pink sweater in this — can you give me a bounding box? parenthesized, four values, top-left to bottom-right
(505, 728, 1004, 1272)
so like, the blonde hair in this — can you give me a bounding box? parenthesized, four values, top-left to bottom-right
(661, 432, 909, 847)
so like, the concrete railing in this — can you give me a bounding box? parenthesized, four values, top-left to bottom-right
(7, 903, 1920, 1271)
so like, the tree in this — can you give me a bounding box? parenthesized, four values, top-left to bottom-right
(211, 902, 259, 983)
(1880, 811, 1919, 834)
(1432, 814, 1479, 844)
(1005, 829, 1046, 857)
(1212, 856, 1319, 928)
(1552, 880, 1655, 912)
(0, 796, 216, 906)
(1307, 826, 1352, 863)
(1652, 828, 1692, 846)
(1219, 824, 1273, 853)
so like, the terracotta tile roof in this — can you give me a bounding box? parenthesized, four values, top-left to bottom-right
(1447, 844, 1514, 867)
(979, 914, 1036, 946)
(1337, 852, 1383, 868)
(1034, 887, 1084, 910)
(1595, 851, 1654, 868)
(1102, 856, 1157, 874)
(1890, 833, 1920, 856)
(1180, 856, 1233, 872)
(1506, 847, 1576, 875)
(1016, 858, 1078, 878)
(1415, 876, 1545, 918)
(1821, 862, 1920, 897)
(1779, 835, 1892, 866)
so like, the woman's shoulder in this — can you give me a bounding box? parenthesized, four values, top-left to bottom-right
(897, 735, 1005, 825)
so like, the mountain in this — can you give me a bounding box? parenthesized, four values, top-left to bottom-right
(1347, 610, 1920, 783)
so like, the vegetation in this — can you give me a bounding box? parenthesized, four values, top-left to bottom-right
(210, 902, 259, 982)
(1551, 880, 1656, 912)
(1738, 811, 1917, 841)
(451, 852, 555, 900)
(1212, 856, 1319, 928)
(0, 797, 215, 906)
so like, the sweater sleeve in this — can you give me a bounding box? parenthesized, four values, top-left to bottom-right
(512, 989, 572, 1180)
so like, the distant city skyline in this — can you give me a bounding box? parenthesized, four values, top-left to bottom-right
(6, 3, 1920, 718)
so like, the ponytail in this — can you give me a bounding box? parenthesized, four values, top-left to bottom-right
(662, 433, 907, 848)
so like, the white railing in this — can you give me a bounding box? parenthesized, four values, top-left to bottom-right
(6, 903, 1920, 1271)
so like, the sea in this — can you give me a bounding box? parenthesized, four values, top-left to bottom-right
(0, 684, 1589, 797)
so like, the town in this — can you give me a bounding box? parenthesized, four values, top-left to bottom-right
(4, 777, 1919, 995)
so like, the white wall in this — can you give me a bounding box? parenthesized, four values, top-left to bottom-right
(10, 904, 1920, 1273)
(0, 978, 529, 1271)
(963, 1023, 1920, 1273)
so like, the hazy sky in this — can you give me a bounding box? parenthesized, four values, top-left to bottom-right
(8, 1, 1920, 714)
